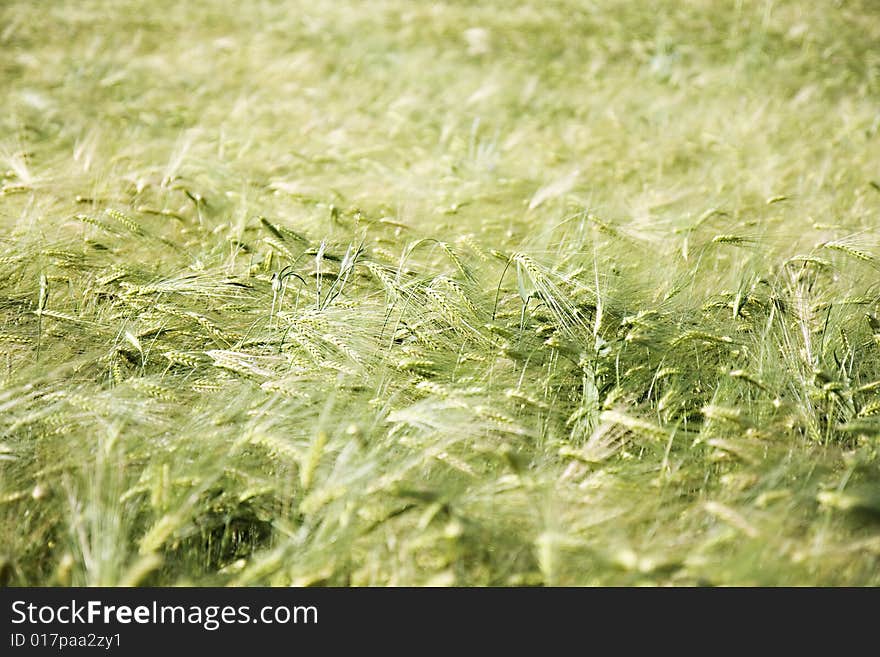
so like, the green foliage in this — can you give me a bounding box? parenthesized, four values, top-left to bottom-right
(2, 0, 880, 586)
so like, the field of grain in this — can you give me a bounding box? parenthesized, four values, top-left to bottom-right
(1, 0, 879, 585)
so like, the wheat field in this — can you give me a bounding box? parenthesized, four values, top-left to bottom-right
(1, 0, 879, 586)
